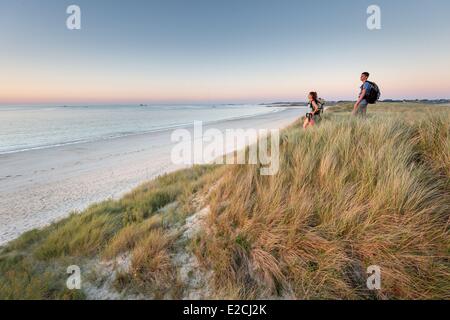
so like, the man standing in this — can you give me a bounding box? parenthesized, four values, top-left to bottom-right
(353, 72, 371, 116)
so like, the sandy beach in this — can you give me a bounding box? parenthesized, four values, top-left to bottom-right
(0, 107, 303, 245)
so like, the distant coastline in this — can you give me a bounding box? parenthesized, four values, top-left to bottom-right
(263, 98, 450, 108)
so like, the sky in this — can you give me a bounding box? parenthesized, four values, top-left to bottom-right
(1, 0, 450, 105)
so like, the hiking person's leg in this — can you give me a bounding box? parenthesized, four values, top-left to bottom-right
(356, 99, 368, 117)
(303, 116, 309, 129)
(359, 99, 368, 117)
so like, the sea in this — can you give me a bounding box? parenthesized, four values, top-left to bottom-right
(0, 104, 285, 154)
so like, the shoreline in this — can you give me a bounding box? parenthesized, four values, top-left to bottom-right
(0, 106, 287, 156)
(0, 107, 304, 245)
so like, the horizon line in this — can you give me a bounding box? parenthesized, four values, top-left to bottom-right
(1, 97, 450, 107)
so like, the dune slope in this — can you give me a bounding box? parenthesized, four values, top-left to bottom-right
(0, 103, 449, 300)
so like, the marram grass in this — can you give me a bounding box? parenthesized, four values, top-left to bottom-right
(1, 103, 449, 300)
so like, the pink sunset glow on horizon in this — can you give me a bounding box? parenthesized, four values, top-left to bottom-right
(3, 68, 449, 105)
(2, 1, 450, 105)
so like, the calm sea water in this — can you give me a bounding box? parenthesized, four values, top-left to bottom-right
(0, 104, 283, 154)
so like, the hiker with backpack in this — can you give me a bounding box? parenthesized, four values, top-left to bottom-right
(353, 72, 380, 116)
(303, 92, 323, 129)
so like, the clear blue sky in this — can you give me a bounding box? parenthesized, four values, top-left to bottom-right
(1, 0, 450, 104)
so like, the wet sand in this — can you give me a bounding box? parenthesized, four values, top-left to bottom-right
(0, 107, 304, 245)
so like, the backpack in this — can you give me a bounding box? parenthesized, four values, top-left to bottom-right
(365, 81, 381, 104)
(317, 98, 325, 113)
(309, 99, 325, 115)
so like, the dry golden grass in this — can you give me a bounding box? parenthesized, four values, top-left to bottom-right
(1, 103, 448, 300)
(129, 229, 176, 295)
(193, 104, 450, 299)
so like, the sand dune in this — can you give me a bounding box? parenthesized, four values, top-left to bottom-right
(0, 108, 303, 245)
